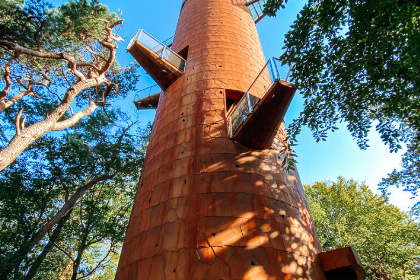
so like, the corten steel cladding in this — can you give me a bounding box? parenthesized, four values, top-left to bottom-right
(115, 0, 325, 279)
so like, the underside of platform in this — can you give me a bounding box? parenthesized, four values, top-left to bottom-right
(232, 80, 296, 149)
(134, 92, 161, 109)
(319, 247, 366, 280)
(128, 41, 183, 90)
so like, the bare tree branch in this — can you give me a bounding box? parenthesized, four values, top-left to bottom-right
(77, 62, 100, 72)
(15, 107, 23, 135)
(0, 41, 86, 81)
(0, 16, 124, 171)
(51, 98, 97, 131)
(34, 20, 47, 52)
(20, 115, 26, 131)
(0, 52, 19, 101)
(0, 90, 39, 113)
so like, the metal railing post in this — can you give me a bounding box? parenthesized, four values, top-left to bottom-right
(229, 117, 233, 138)
(246, 92, 252, 114)
(162, 45, 166, 58)
(285, 68, 291, 82)
(268, 59, 276, 82)
(273, 59, 280, 80)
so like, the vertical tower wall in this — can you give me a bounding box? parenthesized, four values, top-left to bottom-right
(116, 0, 324, 279)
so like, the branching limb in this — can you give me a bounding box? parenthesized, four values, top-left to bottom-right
(85, 43, 107, 62)
(51, 98, 97, 131)
(0, 90, 39, 113)
(0, 40, 86, 81)
(54, 242, 75, 262)
(62, 68, 73, 87)
(20, 115, 26, 131)
(0, 52, 19, 101)
(95, 18, 123, 74)
(34, 20, 47, 52)
(77, 62, 100, 72)
(15, 107, 23, 135)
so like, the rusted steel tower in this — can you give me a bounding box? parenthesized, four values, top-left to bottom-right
(115, 0, 364, 279)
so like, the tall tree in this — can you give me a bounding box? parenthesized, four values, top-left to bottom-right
(0, 109, 150, 279)
(305, 178, 420, 279)
(0, 0, 139, 171)
(53, 181, 136, 280)
(264, 0, 420, 196)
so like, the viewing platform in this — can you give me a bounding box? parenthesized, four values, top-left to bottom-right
(133, 85, 160, 110)
(127, 30, 186, 90)
(228, 58, 296, 149)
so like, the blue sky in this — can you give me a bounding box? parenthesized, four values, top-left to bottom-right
(50, 0, 417, 210)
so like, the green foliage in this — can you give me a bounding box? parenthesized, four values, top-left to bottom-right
(264, 0, 420, 197)
(0, 0, 52, 48)
(0, 160, 61, 279)
(0, 0, 146, 278)
(379, 142, 420, 212)
(0, 0, 118, 49)
(0, 0, 140, 147)
(305, 178, 420, 279)
(0, 109, 150, 279)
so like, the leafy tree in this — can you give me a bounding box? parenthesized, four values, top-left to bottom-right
(0, 109, 150, 279)
(305, 177, 420, 279)
(264, 0, 420, 197)
(52, 181, 136, 280)
(380, 142, 420, 209)
(0, 0, 139, 171)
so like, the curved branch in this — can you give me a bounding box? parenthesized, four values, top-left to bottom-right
(0, 90, 39, 113)
(15, 107, 23, 135)
(0, 52, 19, 101)
(0, 40, 73, 62)
(77, 62, 100, 72)
(0, 75, 106, 172)
(97, 18, 123, 74)
(51, 99, 97, 131)
(34, 20, 47, 52)
(0, 40, 85, 81)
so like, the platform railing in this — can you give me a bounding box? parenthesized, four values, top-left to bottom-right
(134, 84, 159, 101)
(127, 29, 186, 72)
(246, 0, 267, 24)
(229, 58, 291, 137)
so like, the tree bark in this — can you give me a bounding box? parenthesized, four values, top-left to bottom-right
(0, 76, 104, 171)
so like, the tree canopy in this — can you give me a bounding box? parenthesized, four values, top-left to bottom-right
(0, 109, 150, 279)
(305, 178, 420, 279)
(0, 0, 147, 278)
(0, 0, 139, 170)
(264, 0, 420, 200)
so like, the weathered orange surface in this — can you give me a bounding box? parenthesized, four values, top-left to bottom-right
(115, 0, 325, 279)
(319, 247, 365, 280)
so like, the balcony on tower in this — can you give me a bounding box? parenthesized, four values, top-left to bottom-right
(127, 30, 186, 90)
(133, 84, 161, 110)
(228, 58, 296, 149)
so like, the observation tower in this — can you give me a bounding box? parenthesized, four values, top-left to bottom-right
(116, 0, 365, 279)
